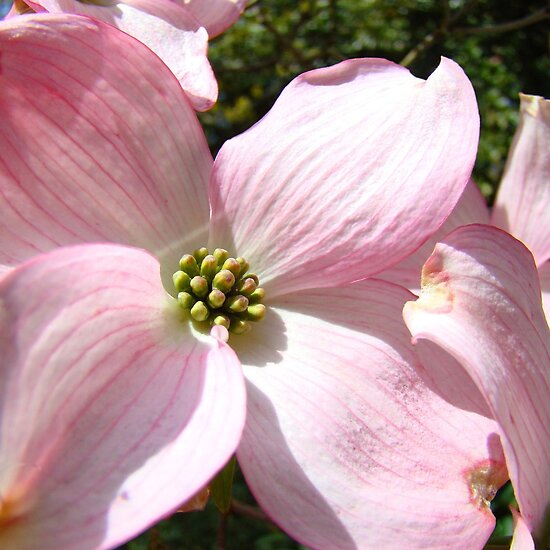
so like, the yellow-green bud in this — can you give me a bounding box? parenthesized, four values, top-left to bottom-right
(193, 247, 209, 264)
(213, 248, 229, 265)
(178, 291, 195, 309)
(208, 288, 226, 308)
(249, 287, 265, 303)
(230, 319, 251, 335)
(173, 247, 265, 337)
(237, 277, 257, 296)
(226, 295, 249, 313)
(200, 255, 218, 281)
(236, 257, 250, 277)
(190, 301, 209, 322)
(212, 314, 231, 329)
(190, 276, 209, 297)
(222, 258, 241, 278)
(247, 303, 266, 322)
(173, 270, 191, 293)
(212, 270, 235, 293)
(242, 273, 259, 285)
(179, 254, 199, 277)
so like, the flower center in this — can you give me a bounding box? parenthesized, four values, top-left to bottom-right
(173, 248, 266, 335)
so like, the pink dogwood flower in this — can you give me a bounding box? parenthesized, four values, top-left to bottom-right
(0, 13, 510, 549)
(5, 0, 247, 111)
(401, 95, 550, 548)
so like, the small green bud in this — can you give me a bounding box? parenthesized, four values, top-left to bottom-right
(190, 301, 209, 322)
(242, 273, 259, 285)
(236, 257, 250, 277)
(193, 247, 209, 265)
(247, 303, 266, 322)
(208, 288, 226, 308)
(190, 276, 209, 297)
(213, 248, 229, 266)
(237, 277, 257, 296)
(222, 258, 241, 278)
(212, 270, 235, 293)
(178, 291, 195, 309)
(230, 319, 251, 334)
(212, 314, 231, 329)
(173, 270, 191, 293)
(179, 254, 199, 277)
(173, 248, 265, 337)
(225, 295, 249, 313)
(249, 287, 265, 303)
(200, 255, 218, 281)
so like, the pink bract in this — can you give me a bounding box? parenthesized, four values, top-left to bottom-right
(401, 93, 550, 547)
(10, 0, 246, 111)
(0, 13, 504, 549)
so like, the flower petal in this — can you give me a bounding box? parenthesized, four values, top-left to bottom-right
(403, 224, 550, 538)
(234, 280, 505, 549)
(179, 0, 246, 38)
(25, 0, 217, 109)
(539, 261, 550, 321)
(379, 179, 489, 293)
(0, 14, 212, 271)
(209, 58, 479, 298)
(511, 509, 536, 550)
(491, 94, 550, 265)
(0, 244, 245, 549)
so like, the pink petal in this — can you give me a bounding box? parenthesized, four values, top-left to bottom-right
(209, 58, 479, 298)
(25, 0, 217, 110)
(539, 261, 550, 321)
(511, 509, 536, 550)
(403, 224, 550, 538)
(379, 179, 489, 293)
(0, 14, 212, 272)
(0, 244, 246, 549)
(179, 0, 246, 37)
(234, 280, 506, 548)
(491, 94, 550, 265)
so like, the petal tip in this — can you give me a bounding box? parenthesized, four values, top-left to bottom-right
(210, 324, 229, 343)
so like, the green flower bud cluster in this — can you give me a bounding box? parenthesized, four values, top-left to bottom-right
(173, 247, 266, 335)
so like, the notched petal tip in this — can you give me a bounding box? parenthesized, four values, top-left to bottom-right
(407, 248, 454, 314)
(519, 92, 550, 120)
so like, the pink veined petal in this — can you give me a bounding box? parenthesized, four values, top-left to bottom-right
(209, 57, 479, 298)
(403, 224, 550, 540)
(233, 279, 506, 549)
(24, 0, 217, 110)
(0, 14, 212, 273)
(511, 509, 536, 550)
(177, 0, 246, 37)
(539, 261, 550, 321)
(491, 94, 550, 266)
(379, 179, 489, 294)
(0, 244, 246, 550)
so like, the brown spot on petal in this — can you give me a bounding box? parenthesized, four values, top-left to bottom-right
(466, 459, 508, 512)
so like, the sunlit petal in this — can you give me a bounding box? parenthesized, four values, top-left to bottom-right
(0, 244, 246, 549)
(492, 94, 550, 265)
(404, 225, 550, 537)
(0, 14, 212, 270)
(209, 58, 479, 298)
(234, 280, 505, 548)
